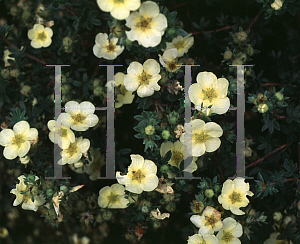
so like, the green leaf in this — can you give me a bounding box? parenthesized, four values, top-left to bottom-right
(163, 150, 172, 162)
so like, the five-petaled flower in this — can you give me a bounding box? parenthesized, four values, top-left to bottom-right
(0, 121, 38, 160)
(125, 1, 168, 48)
(97, 0, 141, 20)
(164, 34, 194, 57)
(180, 119, 223, 157)
(216, 217, 243, 244)
(98, 183, 129, 209)
(123, 59, 161, 98)
(63, 101, 99, 131)
(190, 206, 223, 235)
(93, 33, 124, 60)
(218, 177, 254, 215)
(271, 0, 283, 10)
(188, 72, 230, 115)
(116, 154, 159, 194)
(28, 24, 53, 49)
(187, 233, 219, 244)
(159, 48, 182, 73)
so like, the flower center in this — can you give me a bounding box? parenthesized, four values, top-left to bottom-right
(131, 170, 145, 183)
(139, 71, 152, 85)
(108, 193, 118, 204)
(221, 231, 234, 243)
(59, 127, 68, 137)
(114, 0, 124, 2)
(106, 43, 116, 52)
(174, 40, 184, 49)
(137, 17, 151, 31)
(72, 114, 86, 124)
(66, 143, 78, 155)
(193, 131, 209, 144)
(37, 32, 47, 42)
(229, 191, 242, 204)
(172, 150, 183, 166)
(202, 88, 217, 102)
(205, 215, 217, 227)
(12, 134, 25, 147)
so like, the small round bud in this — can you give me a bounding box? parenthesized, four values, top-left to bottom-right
(165, 202, 176, 212)
(232, 58, 243, 66)
(214, 184, 221, 192)
(10, 7, 18, 17)
(191, 200, 204, 213)
(162, 130, 170, 140)
(145, 125, 155, 135)
(93, 79, 101, 87)
(94, 86, 103, 96)
(233, 31, 247, 43)
(273, 212, 282, 221)
(128, 194, 139, 204)
(247, 208, 256, 216)
(275, 92, 284, 101)
(236, 52, 247, 62)
(257, 103, 269, 113)
(0, 227, 9, 238)
(22, 10, 31, 21)
(20, 156, 30, 164)
(163, 193, 175, 202)
(167, 28, 176, 36)
(10, 69, 20, 78)
(20, 85, 31, 96)
(102, 210, 113, 221)
(63, 36, 72, 47)
(61, 84, 71, 95)
(110, 24, 123, 38)
(46, 189, 53, 197)
(1, 69, 11, 79)
(160, 165, 169, 174)
(205, 189, 214, 198)
(60, 185, 68, 193)
(223, 50, 233, 60)
(141, 206, 149, 213)
(245, 146, 252, 157)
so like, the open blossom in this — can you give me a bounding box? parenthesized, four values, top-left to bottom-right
(3, 49, 15, 67)
(264, 232, 290, 244)
(125, 1, 167, 48)
(164, 34, 194, 57)
(216, 217, 243, 244)
(10, 175, 45, 212)
(187, 234, 219, 244)
(85, 151, 106, 181)
(112, 72, 135, 108)
(28, 24, 53, 48)
(190, 206, 223, 235)
(64, 101, 99, 131)
(58, 137, 90, 165)
(271, 0, 283, 10)
(188, 72, 230, 115)
(0, 121, 38, 160)
(123, 59, 161, 98)
(98, 183, 129, 209)
(160, 141, 198, 178)
(93, 33, 124, 60)
(47, 113, 75, 149)
(97, 0, 140, 20)
(159, 48, 182, 73)
(180, 119, 223, 157)
(116, 154, 159, 194)
(218, 177, 254, 215)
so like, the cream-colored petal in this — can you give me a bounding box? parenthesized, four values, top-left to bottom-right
(203, 234, 219, 244)
(143, 159, 157, 175)
(125, 181, 143, 194)
(137, 84, 154, 97)
(116, 171, 128, 185)
(122, 91, 135, 104)
(160, 141, 172, 157)
(112, 196, 129, 208)
(125, 29, 140, 42)
(233, 177, 249, 192)
(18, 141, 30, 157)
(34, 195, 46, 207)
(204, 122, 223, 137)
(71, 124, 89, 131)
(138, 29, 162, 48)
(3, 144, 19, 159)
(188, 84, 204, 105)
(97, 0, 114, 12)
(190, 215, 205, 228)
(187, 234, 203, 244)
(93, 44, 104, 58)
(125, 0, 140, 10)
(148, 80, 161, 91)
(204, 137, 221, 152)
(150, 13, 168, 32)
(128, 154, 144, 170)
(125, 12, 140, 28)
(230, 206, 245, 215)
(103, 51, 118, 60)
(22, 199, 38, 212)
(148, 73, 161, 84)
(114, 72, 125, 86)
(59, 113, 73, 127)
(221, 179, 235, 195)
(229, 239, 241, 244)
(31, 39, 43, 49)
(63, 152, 82, 165)
(44, 27, 53, 38)
(222, 217, 237, 231)
(199, 225, 213, 235)
(47, 120, 56, 131)
(28, 29, 37, 40)
(232, 222, 243, 237)
(13, 194, 23, 206)
(143, 59, 160, 74)
(163, 48, 178, 62)
(215, 78, 229, 97)
(123, 73, 140, 91)
(85, 114, 99, 128)
(110, 183, 126, 195)
(13, 121, 30, 135)
(111, 3, 130, 20)
(190, 119, 205, 131)
(34, 24, 45, 32)
(140, 175, 158, 191)
(197, 72, 217, 89)
(42, 38, 52, 48)
(79, 138, 90, 153)
(24, 128, 38, 141)
(139, 1, 159, 18)
(127, 61, 143, 75)
(0, 129, 14, 146)
(213, 220, 223, 232)
(65, 101, 80, 116)
(79, 101, 95, 116)
(210, 97, 230, 115)
(57, 137, 70, 149)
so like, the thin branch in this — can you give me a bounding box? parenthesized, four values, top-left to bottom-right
(246, 9, 263, 32)
(63, 5, 80, 17)
(83, 0, 97, 7)
(192, 25, 233, 35)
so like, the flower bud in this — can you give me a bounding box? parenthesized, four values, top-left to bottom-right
(94, 86, 103, 97)
(191, 200, 204, 213)
(22, 10, 31, 21)
(61, 84, 71, 95)
(233, 31, 247, 43)
(214, 185, 221, 192)
(46, 189, 53, 197)
(10, 6, 18, 17)
(0, 227, 9, 238)
(10, 69, 20, 78)
(110, 24, 123, 38)
(160, 165, 169, 174)
(167, 28, 176, 36)
(102, 210, 113, 221)
(205, 189, 214, 198)
(63, 36, 72, 47)
(20, 156, 30, 164)
(245, 146, 252, 157)
(273, 212, 282, 221)
(162, 130, 170, 140)
(1, 69, 11, 79)
(20, 85, 31, 96)
(247, 208, 256, 216)
(275, 92, 284, 101)
(257, 103, 269, 113)
(145, 125, 155, 135)
(128, 194, 139, 204)
(223, 50, 233, 60)
(60, 185, 68, 193)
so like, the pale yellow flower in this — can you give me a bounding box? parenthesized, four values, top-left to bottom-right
(271, 0, 283, 10)
(180, 119, 223, 157)
(72, 233, 90, 244)
(98, 183, 129, 209)
(112, 72, 135, 108)
(10, 175, 45, 212)
(158, 48, 182, 73)
(216, 217, 243, 244)
(264, 232, 291, 244)
(0, 121, 38, 160)
(190, 206, 223, 235)
(28, 24, 53, 48)
(160, 141, 198, 178)
(187, 234, 219, 244)
(125, 1, 168, 48)
(64, 101, 99, 131)
(123, 59, 161, 98)
(3, 49, 14, 67)
(47, 113, 75, 149)
(218, 177, 254, 215)
(58, 137, 90, 165)
(188, 72, 230, 115)
(116, 154, 159, 194)
(85, 150, 106, 181)
(19, 156, 30, 164)
(164, 34, 194, 57)
(93, 33, 124, 60)
(97, 0, 140, 20)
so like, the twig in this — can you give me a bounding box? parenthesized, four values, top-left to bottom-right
(262, 83, 286, 86)
(192, 25, 233, 35)
(63, 5, 80, 17)
(0, 35, 46, 65)
(246, 9, 263, 32)
(83, 0, 97, 7)
(245, 144, 288, 169)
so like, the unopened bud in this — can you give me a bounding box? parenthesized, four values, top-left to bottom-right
(160, 165, 169, 173)
(223, 50, 233, 60)
(257, 103, 269, 113)
(1, 69, 11, 79)
(205, 189, 214, 198)
(275, 92, 284, 101)
(162, 130, 170, 140)
(145, 125, 155, 135)
(233, 31, 247, 43)
(10, 69, 20, 78)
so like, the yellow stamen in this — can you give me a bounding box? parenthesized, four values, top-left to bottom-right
(221, 231, 234, 242)
(202, 88, 217, 102)
(37, 32, 47, 42)
(12, 134, 25, 148)
(72, 114, 86, 124)
(172, 150, 183, 167)
(131, 170, 145, 183)
(193, 131, 209, 144)
(229, 191, 242, 204)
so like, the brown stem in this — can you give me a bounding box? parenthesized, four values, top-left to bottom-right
(270, 178, 298, 186)
(245, 144, 288, 169)
(63, 5, 80, 17)
(262, 83, 286, 86)
(0, 35, 46, 65)
(274, 112, 286, 119)
(192, 25, 233, 35)
(246, 9, 263, 32)
(83, 0, 97, 7)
